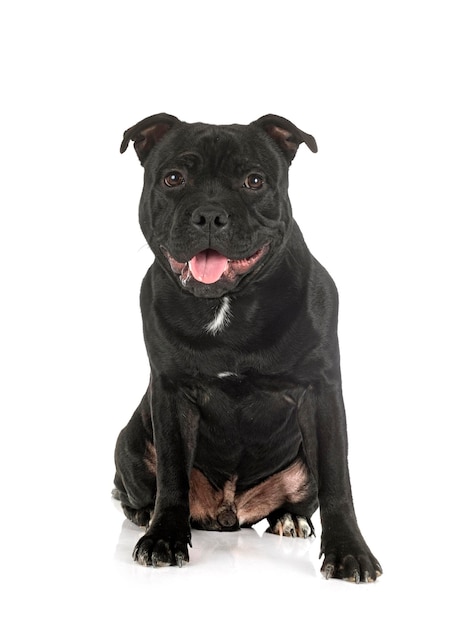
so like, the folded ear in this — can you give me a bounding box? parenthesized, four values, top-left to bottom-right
(253, 114, 318, 162)
(120, 113, 180, 164)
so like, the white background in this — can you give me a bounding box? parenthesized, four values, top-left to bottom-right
(1, 0, 462, 623)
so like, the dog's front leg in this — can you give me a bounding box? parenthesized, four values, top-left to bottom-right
(132, 377, 200, 567)
(298, 385, 382, 582)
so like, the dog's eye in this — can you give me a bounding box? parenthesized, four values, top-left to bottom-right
(244, 174, 264, 190)
(164, 171, 185, 188)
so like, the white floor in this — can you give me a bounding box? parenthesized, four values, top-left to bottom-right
(3, 470, 458, 626)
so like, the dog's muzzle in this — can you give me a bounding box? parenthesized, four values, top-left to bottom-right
(162, 245, 269, 287)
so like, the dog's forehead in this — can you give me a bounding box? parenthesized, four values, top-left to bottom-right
(158, 122, 272, 166)
(172, 123, 242, 152)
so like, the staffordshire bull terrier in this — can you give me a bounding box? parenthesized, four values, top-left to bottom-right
(113, 113, 382, 582)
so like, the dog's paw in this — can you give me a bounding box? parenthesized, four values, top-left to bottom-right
(267, 512, 315, 538)
(320, 542, 382, 583)
(132, 516, 192, 567)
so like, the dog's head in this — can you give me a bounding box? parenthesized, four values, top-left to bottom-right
(121, 113, 317, 298)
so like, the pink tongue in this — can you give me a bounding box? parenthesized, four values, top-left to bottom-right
(188, 249, 229, 284)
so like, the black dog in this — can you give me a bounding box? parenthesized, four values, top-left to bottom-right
(113, 113, 382, 582)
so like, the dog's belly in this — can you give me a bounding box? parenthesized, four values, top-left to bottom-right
(189, 456, 311, 530)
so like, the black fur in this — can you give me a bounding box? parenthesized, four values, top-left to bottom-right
(113, 113, 381, 581)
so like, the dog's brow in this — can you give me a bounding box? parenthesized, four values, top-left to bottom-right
(170, 151, 202, 168)
(236, 161, 266, 173)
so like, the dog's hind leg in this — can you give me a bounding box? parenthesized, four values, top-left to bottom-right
(112, 492, 153, 528)
(266, 510, 315, 538)
(113, 390, 157, 527)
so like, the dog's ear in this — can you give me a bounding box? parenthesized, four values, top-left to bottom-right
(253, 114, 318, 162)
(120, 113, 180, 164)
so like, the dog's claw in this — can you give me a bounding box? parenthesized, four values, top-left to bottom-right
(324, 563, 335, 580)
(363, 570, 372, 583)
(176, 555, 184, 568)
(345, 569, 360, 584)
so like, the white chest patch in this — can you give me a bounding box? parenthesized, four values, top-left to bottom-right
(205, 296, 232, 335)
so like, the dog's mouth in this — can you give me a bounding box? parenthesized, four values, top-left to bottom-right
(162, 245, 269, 287)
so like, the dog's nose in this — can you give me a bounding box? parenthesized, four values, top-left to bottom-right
(191, 206, 229, 232)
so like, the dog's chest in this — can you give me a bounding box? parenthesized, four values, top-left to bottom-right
(203, 296, 232, 335)
(193, 375, 304, 489)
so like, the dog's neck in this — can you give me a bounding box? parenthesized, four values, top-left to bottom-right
(204, 296, 232, 335)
